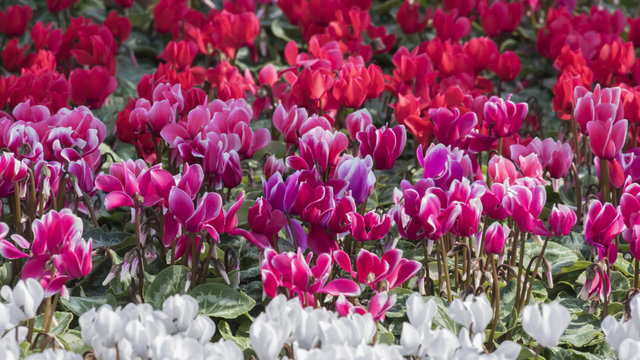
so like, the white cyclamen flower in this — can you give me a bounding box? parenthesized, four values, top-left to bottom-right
(522, 301, 570, 348)
(602, 315, 639, 353)
(1, 278, 44, 324)
(448, 293, 493, 334)
(25, 349, 83, 360)
(406, 293, 437, 328)
(162, 294, 199, 333)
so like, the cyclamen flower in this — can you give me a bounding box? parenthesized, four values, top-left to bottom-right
(584, 200, 625, 263)
(333, 248, 421, 292)
(0, 152, 29, 198)
(391, 179, 460, 241)
(502, 184, 551, 236)
(573, 85, 624, 135)
(287, 127, 349, 174)
(335, 291, 396, 321)
(334, 155, 375, 204)
(417, 144, 472, 189)
(0, 209, 92, 298)
(272, 105, 332, 146)
(357, 124, 407, 170)
(348, 211, 391, 242)
(510, 137, 574, 180)
(549, 204, 577, 237)
(483, 95, 527, 138)
(522, 301, 570, 348)
(261, 249, 360, 307)
(587, 117, 628, 160)
(484, 222, 510, 255)
(430, 107, 477, 148)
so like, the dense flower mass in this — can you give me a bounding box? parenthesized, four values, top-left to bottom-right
(1, 0, 640, 358)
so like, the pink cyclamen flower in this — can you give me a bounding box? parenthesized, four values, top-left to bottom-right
(573, 85, 623, 135)
(94, 160, 148, 209)
(333, 248, 421, 291)
(584, 200, 625, 263)
(481, 183, 510, 220)
(484, 222, 510, 255)
(336, 291, 396, 321)
(587, 117, 628, 160)
(346, 109, 373, 140)
(430, 107, 478, 148)
(488, 155, 520, 185)
(0, 152, 29, 197)
(510, 137, 574, 179)
(483, 95, 527, 138)
(287, 127, 349, 174)
(502, 184, 550, 236)
(578, 263, 610, 302)
(248, 197, 287, 248)
(356, 124, 407, 170)
(261, 248, 360, 307)
(391, 179, 460, 241)
(1, 209, 92, 298)
(348, 211, 391, 242)
(272, 105, 331, 146)
(447, 179, 486, 237)
(549, 204, 577, 237)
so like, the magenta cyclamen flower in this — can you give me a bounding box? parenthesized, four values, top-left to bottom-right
(333, 248, 421, 291)
(95, 160, 149, 209)
(348, 211, 391, 242)
(502, 184, 550, 236)
(391, 179, 460, 241)
(488, 155, 520, 185)
(287, 127, 349, 174)
(549, 204, 577, 237)
(417, 144, 472, 189)
(480, 183, 510, 220)
(336, 291, 396, 321)
(483, 95, 527, 138)
(0, 209, 92, 298)
(356, 123, 407, 170)
(248, 198, 287, 249)
(484, 222, 510, 255)
(261, 249, 360, 307)
(430, 107, 478, 147)
(587, 117, 628, 160)
(584, 200, 625, 263)
(621, 181, 640, 230)
(447, 179, 485, 237)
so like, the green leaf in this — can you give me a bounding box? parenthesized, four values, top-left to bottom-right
(190, 283, 256, 319)
(145, 265, 190, 309)
(377, 323, 395, 345)
(59, 329, 92, 354)
(61, 294, 118, 316)
(523, 241, 579, 275)
(560, 313, 603, 347)
(218, 320, 252, 350)
(34, 311, 73, 336)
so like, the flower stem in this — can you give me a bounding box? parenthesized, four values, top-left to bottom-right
(635, 258, 639, 290)
(521, 236, 550, 314)
(439, 239, 452, 302)
(487, 254, 500, 349)
(600, 159, 610, 203)
(421, 238, 434, 296)
(514, 231, 526, 310)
